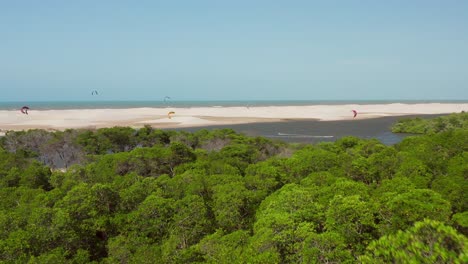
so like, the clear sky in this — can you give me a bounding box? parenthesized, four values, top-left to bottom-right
(1, 0, 467, 101)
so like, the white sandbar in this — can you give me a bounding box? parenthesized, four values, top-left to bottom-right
(0, 103, 466, 131)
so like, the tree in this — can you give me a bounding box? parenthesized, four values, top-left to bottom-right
(325, 195, 377, 255)
(20, 161, 52, 190)
(135, 125, 171, 147)
(244, 161, 282, 205)
(171, 195, 211, 248)
(378, 189, 451, 235)
(391, 112, 468, 134)
(431, 153, 468, 213)
(218, 143, 260, 174)
(360, 219, 468, 263)
(2, 130, 52, 158)
(251, 184, 322, 262)
(302, 231, 353, 264)
(128, 194, 175, 243)
(316, 179, 370, 207)
(116, 175, 161, 212)
(106, 234, 160, 264)
(452, 212, 468, 236)
(284, 147, 338, 183)
(52, 183, 119, 259)
(76, 130, 111, 155)
(367, 147, 399, 183)
(167, 142, 197, 176)
(211, 181, 251, 231)
(394, 153, 433, 188)
(197, 230, 250, 263)
(37, 129, 85, 168)
(374, 177, 415, 195)
(161, 195, 211, 262)
(97, 127, 137, 153)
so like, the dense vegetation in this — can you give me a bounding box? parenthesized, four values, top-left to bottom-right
(392, 111, 468, 134)
(0, 124, 467, 263)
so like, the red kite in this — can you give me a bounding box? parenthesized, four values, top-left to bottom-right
(20, 106, 30, 115)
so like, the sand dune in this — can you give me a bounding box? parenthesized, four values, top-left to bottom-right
(0, 103, 466, 131)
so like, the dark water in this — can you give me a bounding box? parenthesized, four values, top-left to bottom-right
(174, 115, 442, 145)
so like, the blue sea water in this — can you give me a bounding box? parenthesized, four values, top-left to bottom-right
(0, 100, 466, 110)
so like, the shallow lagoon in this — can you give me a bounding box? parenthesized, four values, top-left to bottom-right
(174, 115, 440, 145)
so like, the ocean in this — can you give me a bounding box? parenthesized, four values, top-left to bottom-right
(0, 100, 467, 110)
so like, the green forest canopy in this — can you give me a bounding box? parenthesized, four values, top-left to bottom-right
(0, 117, 467, 263)
(392, 111, 468, 134)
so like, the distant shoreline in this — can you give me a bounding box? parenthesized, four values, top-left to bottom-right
(0, 103, 466, 133)
(0, 100, 467, 110)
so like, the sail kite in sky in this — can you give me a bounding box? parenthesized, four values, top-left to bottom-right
(91, 90, 99, 95)
(167, 111, 175, 119)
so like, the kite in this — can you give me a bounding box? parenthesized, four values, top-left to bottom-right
(167, 111, 175, 119)
(21, 106, 30, 115)
(91, 90, 99, 95)
(164, 96, 171, 102)
(351, 110, 358, 118)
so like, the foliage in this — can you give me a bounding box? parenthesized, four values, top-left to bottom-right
(391, 111, 468, 134)
(360, 219, 468, 263)
(0, 126, 466, 262)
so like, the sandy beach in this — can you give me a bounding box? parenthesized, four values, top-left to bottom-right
(0, 103, 466, 133)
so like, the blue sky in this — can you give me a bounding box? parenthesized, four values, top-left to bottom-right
(1, 0, 467, 101)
